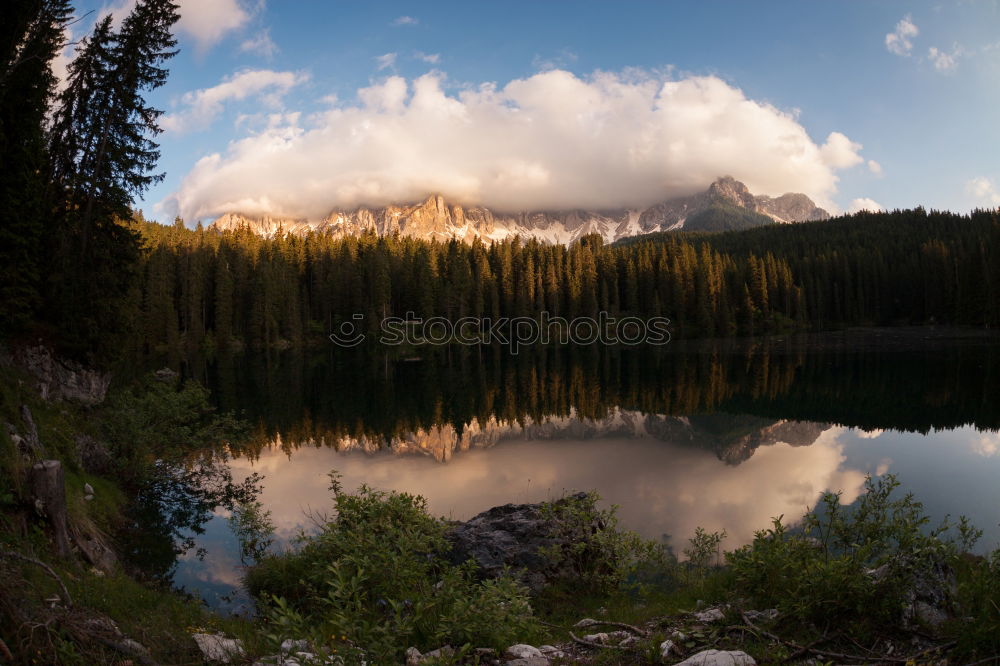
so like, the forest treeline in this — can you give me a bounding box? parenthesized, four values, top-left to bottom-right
(131, 207, 1000, 353)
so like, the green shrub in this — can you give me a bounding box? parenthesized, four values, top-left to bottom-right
(538, 491, 671, 595)
(101, 372, 248, 480)
(726, 475, 956, 634)
(953, 546, 1000, 659)
(248, 479, 536, 664)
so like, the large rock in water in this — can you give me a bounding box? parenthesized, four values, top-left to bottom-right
(446, 493, 604, 592)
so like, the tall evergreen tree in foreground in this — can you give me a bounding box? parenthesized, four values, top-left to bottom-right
(0, 0, 72, 333)
(47, 0, 179, 360)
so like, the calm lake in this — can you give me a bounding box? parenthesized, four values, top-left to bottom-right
(141, 329, 1000, 614)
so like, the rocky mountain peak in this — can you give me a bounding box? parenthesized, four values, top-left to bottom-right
(708, 175, 756, 209)
(208, 177, 829, 243)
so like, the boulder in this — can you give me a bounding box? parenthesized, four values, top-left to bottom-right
(867, 554, 957, 629)
(447, 493, 603, 591)
(13, 346, 110, 405)
(503, 644, 545, 660)
(675, 650, 757, 666)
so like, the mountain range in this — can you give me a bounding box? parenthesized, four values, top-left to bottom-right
(314, 409, 828, 465)
(208, 176, 829, 244)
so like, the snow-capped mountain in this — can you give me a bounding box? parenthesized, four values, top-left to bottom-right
(209, 176, 829, 244)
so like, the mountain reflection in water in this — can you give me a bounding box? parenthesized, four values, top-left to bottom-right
(144, 332, 1000, 613)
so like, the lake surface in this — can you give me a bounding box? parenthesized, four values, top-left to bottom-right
(143, 330, 1000, 614)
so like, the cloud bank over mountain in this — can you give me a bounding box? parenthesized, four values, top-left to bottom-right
(164, 69, 867, 222)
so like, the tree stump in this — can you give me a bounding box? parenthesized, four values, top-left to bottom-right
(30, 460, 71, 557)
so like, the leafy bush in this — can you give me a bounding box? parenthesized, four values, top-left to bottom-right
(685, 527, 728, 569)
(101, 372, 248, 479)
(953, 545, 1000, 659)
(230, 499, 275, 565)
(726, 475, 957, 634)
(247, 479, 536, 663)
(537, 491, 671, 595)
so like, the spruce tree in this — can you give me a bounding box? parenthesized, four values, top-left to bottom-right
(0, 0, 71, 332)
(46, 0, 179, 360)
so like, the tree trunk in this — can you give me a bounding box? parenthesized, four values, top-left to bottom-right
(30, 460, 71, 558)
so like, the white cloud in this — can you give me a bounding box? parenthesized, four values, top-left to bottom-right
(967, 177, 1000, 205)
(164, 69, 867, 222)
(51, 24, 76, 92)
(886, 15, 919, 56)
(161, 69, 307, 134)
(928, 45, 962, 71)
(239, 28, 278, 59)
(392, 15, 419, 26)
(101, 0, 256, 53)
(532, 48, 578, 72)
(414, 51, 440, 64)
(867, 160, 883, 177)
(819, 132, 864, 169)
(972, 433, 1000, 457)
(849, 197, 885, 213)
(375, 52, 397, 71)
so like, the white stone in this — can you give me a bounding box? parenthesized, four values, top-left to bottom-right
(694, 607, 726, 622)
(660, 640, 675, 658)
(120, 638, 149, 656)
(744, 608, 778, 623)
(675, 649, 757, 666)
(538, 645, 567, 658)
(505, 644, 544, 659)
(405, 646, 422, 665)
(281, 639, 311, 654)
(582, 632, 608, 643)
(192, 633, 246, 663)
(619, 635, 640, 647)
(84, 482, 94, 495)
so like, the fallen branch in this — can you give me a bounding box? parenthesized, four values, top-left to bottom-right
(782, 632, 842, 663)
(569, 632, 629, 650)
(0, 549, 72, 607)
(903, 641, 956, 663)
(740, 611, 908, 664)
(573, 618, 649, 636)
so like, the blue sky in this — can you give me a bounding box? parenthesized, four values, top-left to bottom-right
(73, 0, 1000, 223)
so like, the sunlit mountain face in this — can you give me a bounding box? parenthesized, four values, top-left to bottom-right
(208, 177, 828, 245)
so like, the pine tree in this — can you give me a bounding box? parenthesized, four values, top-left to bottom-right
(45, 0, 179, 360)
(0, 0, 71, 332)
